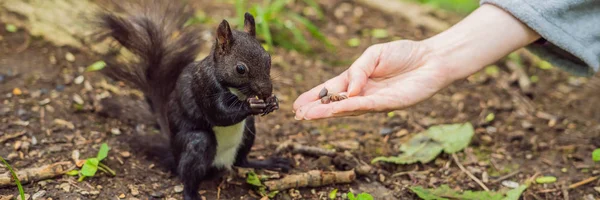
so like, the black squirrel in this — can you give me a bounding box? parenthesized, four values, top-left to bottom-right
(96, 1, 291, 199)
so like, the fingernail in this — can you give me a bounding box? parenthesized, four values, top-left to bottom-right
(294, 115, 301, 120)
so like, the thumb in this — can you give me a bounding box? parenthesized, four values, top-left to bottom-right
(347, 45, 380, 97)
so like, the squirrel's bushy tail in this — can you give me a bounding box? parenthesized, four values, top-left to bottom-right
(97, 0, 201, 172)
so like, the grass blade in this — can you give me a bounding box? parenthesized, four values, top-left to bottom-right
(235, 0, 246, 27)
(254, 6, 273, 50)
(0, 156, 25, 200)
(287, 13, 333, 49)
(303, 0, 324, 19)
(266, 0, 291, 18)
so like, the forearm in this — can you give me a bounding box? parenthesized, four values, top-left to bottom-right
(423, 4, 541, 82)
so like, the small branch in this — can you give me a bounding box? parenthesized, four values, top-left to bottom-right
(263, 170, 355, 191)
(276, 141, 336, 157)
(0, 131, 26, 143)
(568, 176, 598, 189)
(0, 161, 74, 187)
(452, 153, 489, 191)
(491, 170, 521, 184)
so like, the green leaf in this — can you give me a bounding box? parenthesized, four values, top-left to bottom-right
(484, 65, 499, 77)
(427, 123, 474, 154)
(268, 190, 279, 198)
(348, 192, 356, 200)
(66, 170, 80, 176)
(329, 188, 338, 199)
(371, 29, 388, 39)
(410, 185, 504, 200)
(80, 158, 100, 177)
(535, 176, 557, 184)
(5, 24, 18, 33)
(0, 156, 25, 200)
(373, 123, 474, 164)
(538, 60, 553, 70)
(86, 61, 106, 72)
(97, 143, 110, 161)
(530, 75, 539, 83)
(347, 38, 360, 47)
(356, 193, 374, 200)
(485, 113, 495, 122)
(265, 0, 290, 17)
(246, 171, 263, 187)
(593, 149, 600, 162)
(504, 185, 528, 200)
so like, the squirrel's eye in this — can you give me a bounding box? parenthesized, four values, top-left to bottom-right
(236, 64, 247, 74)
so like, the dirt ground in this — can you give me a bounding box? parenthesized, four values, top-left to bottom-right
(1, 0, 599, 199)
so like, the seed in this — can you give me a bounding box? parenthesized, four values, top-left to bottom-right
(321, 96, 331, 104)
(319, 88, 328, 99)
(329, 94, 348, 102)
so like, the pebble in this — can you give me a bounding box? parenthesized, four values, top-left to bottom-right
(13, 88, 22, 95)
(72, 94, 84, 105)
(379, 127, 394, 136)
(119, 151, 131, 158)
(129, 185, 139, 196)
(309, 129, 320, 135)
(39, 98, 51, 106)
(32, 190, 46, 200)
(17, 108, 27, 116)
(65, 52, 75, 62)
(174, 185, 184, 193)
(30, 90, 42, 98)
(501, 180, 519, 189)
(72, 150, 80, 162)
(150, 192, 164, 198)
(60, 183, 71, 192)
(74, 76, 84, 85)
(55, 85, 65, 92)
(111, 128, 121, 135)
(118, 194, 125, 198)
(54, 119, 75, 129)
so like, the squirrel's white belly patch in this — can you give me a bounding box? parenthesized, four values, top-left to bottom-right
(212, 119, 245, 169)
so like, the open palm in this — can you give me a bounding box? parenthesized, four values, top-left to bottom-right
(293, 40, 450, 120)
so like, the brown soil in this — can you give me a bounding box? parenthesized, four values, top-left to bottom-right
(1, 0, 599, 199)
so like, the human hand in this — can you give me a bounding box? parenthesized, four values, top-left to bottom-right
(292, 4, 540, 120)
(293, 40, 452, 120)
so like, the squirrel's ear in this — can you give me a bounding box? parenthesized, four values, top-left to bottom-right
(243, 12, 256, 37)
(216, 19, 233, 54)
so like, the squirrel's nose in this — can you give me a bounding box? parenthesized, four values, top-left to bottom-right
(252, 82, 272, 100)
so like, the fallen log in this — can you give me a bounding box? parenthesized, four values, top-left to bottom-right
(263, 170, 355, 191)
(0, 162, 75, 187)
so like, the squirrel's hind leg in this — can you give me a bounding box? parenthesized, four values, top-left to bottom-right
(233, 117, 293, 172)
(173, 130, 216, 200)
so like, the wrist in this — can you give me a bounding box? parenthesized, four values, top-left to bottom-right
(421, 4, 540, 82)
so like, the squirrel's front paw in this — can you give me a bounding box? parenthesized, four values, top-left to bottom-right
(262, 96, 279, 116)
(248, 98, 267, 115)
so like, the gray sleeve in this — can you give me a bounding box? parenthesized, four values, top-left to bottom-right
(480, 0, 600, 76)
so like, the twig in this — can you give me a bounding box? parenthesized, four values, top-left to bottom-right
(568, 176, 598, 189)
(263, 170, 355, 191)
(491, 170, 521, 184)
(0, 131, 26, 144)
(452, 153, 489, 191)
(392, 170, 430, 178)
(0, 161, 74, 187)
(275, 141, 336, 157)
